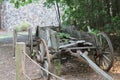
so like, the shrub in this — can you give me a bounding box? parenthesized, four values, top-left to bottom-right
(15, 21, 31, 32)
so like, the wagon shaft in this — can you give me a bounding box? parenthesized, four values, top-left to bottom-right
(69, 50, 113, 80)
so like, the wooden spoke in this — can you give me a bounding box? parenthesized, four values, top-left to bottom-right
(103, 55, 111, 63)
(95, 32, 114, 71)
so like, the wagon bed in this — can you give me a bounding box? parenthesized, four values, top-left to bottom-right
(27, 26, 114, 80)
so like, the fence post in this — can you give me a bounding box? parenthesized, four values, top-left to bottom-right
(13, 29, 17, 57)
(15, 42, 26, 80)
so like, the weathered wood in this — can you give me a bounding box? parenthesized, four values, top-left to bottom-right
(16, 42, 26, 80)
(63, 47, 96, 50)
(59, 40, 94, 49)
(13, 29, 17, 57)
(28, 28, 33, 54)
(61, 25, 96, 45)
(49, 29, 59, 51)
(46, 28, 51, 47)
(73, 50, 113, 80)
(38, 26, 47, 42)
(61, 26, 79, 39)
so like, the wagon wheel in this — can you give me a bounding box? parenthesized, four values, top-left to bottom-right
(95, 32, 114, 71)
(36, 39, 51, 80)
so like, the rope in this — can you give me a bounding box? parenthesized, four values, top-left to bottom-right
(24, 52, 65, 80)
(23, 72, 31, 80)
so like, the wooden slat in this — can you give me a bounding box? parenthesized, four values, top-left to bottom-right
(49, 29, 59, 51)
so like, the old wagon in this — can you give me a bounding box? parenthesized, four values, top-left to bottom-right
(27, 25, 114, 80)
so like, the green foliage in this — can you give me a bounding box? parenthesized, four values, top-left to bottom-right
(57, 32, 70, 43)
(112, 15, 120, 34)
(31, 50, 36, 57)
(104, 15, 120, 35)
(44, 0, 98, 29)
(58, 32, 70, 39)
(0, 0, 38, 8)
(0, 0, 2, 3)
(53, 59, 61, 76)
(45, 0, 120, 35)
(15, 21, 31, 32)
(90, 28, 100, 35)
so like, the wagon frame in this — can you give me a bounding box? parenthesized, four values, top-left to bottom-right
(27, 26, 114, 80)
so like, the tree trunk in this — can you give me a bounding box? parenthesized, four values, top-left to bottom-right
(105, 0, 111, 17)
(97, 0, 104, 30)
(111, 0, 120, 17)
(116, 0, 120, 14)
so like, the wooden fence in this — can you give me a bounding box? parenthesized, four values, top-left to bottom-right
(15, 42, 65, 80)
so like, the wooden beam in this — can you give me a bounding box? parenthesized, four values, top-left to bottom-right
(77, 50, 113, 80)
(15, 42, 26, 80)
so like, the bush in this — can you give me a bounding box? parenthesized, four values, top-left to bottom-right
(15, 22, 31, 32)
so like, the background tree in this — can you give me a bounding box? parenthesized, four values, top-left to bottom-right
(44, 0, 120, 34)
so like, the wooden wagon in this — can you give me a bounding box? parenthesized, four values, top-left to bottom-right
(27, 25, 114, 80)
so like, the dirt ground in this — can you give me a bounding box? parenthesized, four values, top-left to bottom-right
(0, 43, 120, 80)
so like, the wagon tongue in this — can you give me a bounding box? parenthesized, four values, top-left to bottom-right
(77, 51, 113, 80)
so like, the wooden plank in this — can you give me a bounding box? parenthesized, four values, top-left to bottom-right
(59, 40, 86, 49)
(46, 28, 51, 47)
(62, 46, 96, 50)
(16, 42, 26, 80)
(49, 29, 59, 51)
(28, 28, 33, 54)
(38, 26, 47, 42)
(77, 50, 113, 80)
